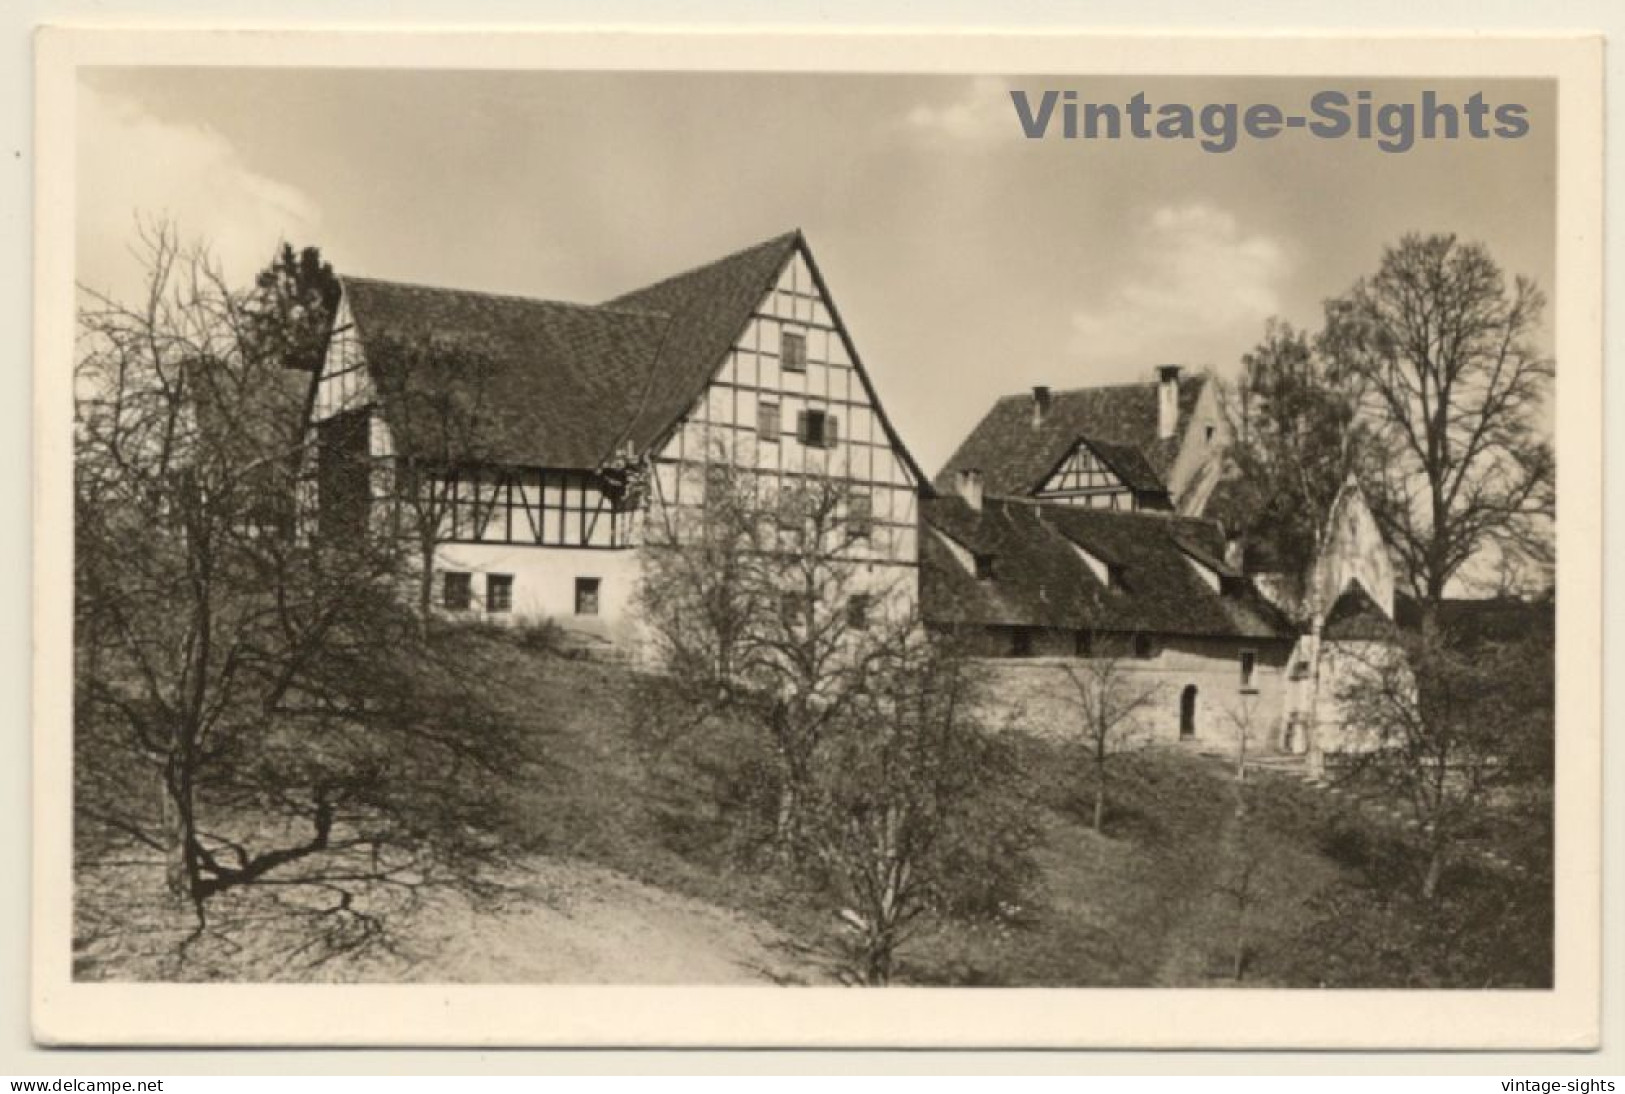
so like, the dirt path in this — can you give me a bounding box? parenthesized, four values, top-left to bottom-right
(393, 856, 822, 985)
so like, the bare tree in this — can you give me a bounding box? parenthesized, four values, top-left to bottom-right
(806, 636, 1037, 985)
(1214, 693, 1265, 980)
(1334, 624, 1550, 902)
(635, 456, 908, 849)
(1061, 651, 1161, 833)
(74, 222, 531, 965)
(363, 331, 505, 630)
(1320, 233, 1554, 617)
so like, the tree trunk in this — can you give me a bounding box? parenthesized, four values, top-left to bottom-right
(1305, 615, 1326, 781)
(865, 934, 893, 986)
(162, 785, 190, 899)
(1422, 845, 1446, 902)
(415, 533, 439, 641)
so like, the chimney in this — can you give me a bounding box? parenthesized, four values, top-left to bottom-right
(1156, 364, 1182, 440)
(955, 468, 984, 512)
(1224, 534, 1245, 571)
(1031, 385, 1053, 428)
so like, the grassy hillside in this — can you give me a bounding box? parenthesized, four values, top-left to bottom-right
(76, 629, 1550, 987)
(481, 637, 1549, 988)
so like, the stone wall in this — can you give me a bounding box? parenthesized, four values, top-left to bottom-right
(966, 633, 1294, 752)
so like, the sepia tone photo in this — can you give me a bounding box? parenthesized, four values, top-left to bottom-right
(33, 30, 1604, 1047)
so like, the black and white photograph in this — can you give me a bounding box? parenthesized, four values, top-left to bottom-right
(30, 28, 1604, 1050)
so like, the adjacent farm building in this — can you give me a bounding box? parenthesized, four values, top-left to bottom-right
(922, 370, 1296, 748)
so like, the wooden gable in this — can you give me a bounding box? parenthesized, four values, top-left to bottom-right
(1037, 441, 1135, 510)
(651, 239, 922, 568)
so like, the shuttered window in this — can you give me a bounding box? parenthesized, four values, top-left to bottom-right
(796, 408, 839, 449)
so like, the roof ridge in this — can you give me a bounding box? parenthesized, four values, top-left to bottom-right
(606, 229, 801, 306)
(991, 373, 1210, 404)
(340, 274, 673, 321)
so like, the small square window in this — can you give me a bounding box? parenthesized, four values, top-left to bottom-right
(781, 329, 808, 372)
(1075, 630, 1094, 658)
(487, 573, 513, 614)
(442, 571, 472, 612)
(975, 553, 996, 581)
(846, 593, 872, 631)
(757, 401, 781, 443)
(1134, 634, 1157, 660)
(1241, 650, 1258, 691)
(848, 493, 873, 539)
(1010, 628, 1035, 658)
(574, 577, 601, 616)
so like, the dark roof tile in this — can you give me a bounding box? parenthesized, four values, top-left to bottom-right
(343, 277, 673, 469)
(921, 494, 1292, 640)
(608, 232, 801, 454)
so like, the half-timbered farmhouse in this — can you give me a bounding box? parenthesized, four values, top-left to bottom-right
(305, 231, 929, 643)
(935, 365, 1228, 517)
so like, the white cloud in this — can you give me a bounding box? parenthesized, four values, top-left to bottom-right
(904, 77, 1014, 144)
(1069, 203, 1290, 368)
(76, 83, 323, 304)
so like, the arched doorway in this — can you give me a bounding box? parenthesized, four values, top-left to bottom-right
(1179, 685, 1198, 740)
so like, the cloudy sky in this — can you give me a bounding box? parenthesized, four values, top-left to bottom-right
(77, 69, 1556, 475)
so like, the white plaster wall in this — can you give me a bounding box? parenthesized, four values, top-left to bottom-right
(1166, 379, 1228, 516)
(1312, 480, 1395, 617)
(433, 541, 643, 642)
(969, 636, 1293, 751)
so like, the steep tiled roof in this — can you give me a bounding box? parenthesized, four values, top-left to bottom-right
(607, 232, 802, 454)
(920, 494, 1292, 640)
(936, 376, 1205, 497)
(340, 230, 932, 485)
(341, 233, 799, 471)
(343, 278, 673, 469)
(1323, 581, 1394, 641)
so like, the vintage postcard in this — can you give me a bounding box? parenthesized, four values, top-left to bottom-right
(32, 27, 1603, 1048)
